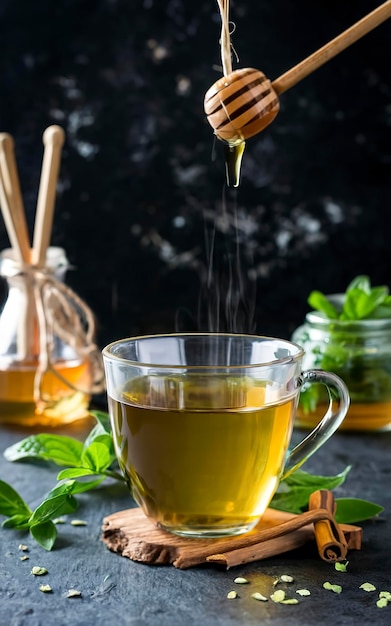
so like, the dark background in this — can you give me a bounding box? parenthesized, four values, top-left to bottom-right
(1, 0, 390, 348)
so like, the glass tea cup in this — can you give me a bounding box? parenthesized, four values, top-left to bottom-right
(102, 333, 349, 538)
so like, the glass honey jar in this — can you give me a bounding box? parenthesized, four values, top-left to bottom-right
(0, 247, 104, 426)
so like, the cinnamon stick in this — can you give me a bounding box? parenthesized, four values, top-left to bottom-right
(309, 490, 348, 562)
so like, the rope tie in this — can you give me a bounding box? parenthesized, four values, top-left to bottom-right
(16, 265, 105, 410)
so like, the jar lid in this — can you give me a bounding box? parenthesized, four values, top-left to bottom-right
(0, 247, 69, 277)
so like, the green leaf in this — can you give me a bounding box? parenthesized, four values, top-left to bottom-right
(29, 492, 78, 526)
(50, 477, 106, 496)
(86, 411, 112, 438)
(271, 467, 351, 514)
(57, 467, 99, 480)
(4, 434, 84, 467)
(334, 498, 384, 524)
(81, 435, 115, 472)
(67, 478, 106, 494)
(30, 521, 57, 551)
(0, 479, 32, 517)
(308, 291, 339, 319)
(346, 275, 371, 293)
(2, 513, 31, 529)
(342, 287, 389, 320)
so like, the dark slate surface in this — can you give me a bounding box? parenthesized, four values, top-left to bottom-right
(0, 0, 390, 347)
(0, 3, 391, 623)
(1, 421, 391, 626)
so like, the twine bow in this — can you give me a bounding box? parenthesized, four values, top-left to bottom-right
(18, 265, 106, 410)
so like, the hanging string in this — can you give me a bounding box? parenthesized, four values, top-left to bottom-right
(216, 0, 233, 76)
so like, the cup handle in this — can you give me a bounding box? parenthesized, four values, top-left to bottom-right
(282, 370, 350, 479)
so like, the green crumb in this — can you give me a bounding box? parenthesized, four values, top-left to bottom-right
(281, 598, 299, 605)
(70, 519, 87, 526)
(379, 591, 391, 601)
(31, 566, 48, 576)
(280, 575, 294, 583)
(18, 544, 28, 551)
(270, 590, 286, 603)
(296, 589, 311, 596)
(251, 592, 268, 602)
(39, 584, 52, 593)
(323, 582, 342, 594)
(66, 589, 82, 598)
(233, 577, 249, 584)
(359, 582, 377, 592)
(335, 561, 349, 572)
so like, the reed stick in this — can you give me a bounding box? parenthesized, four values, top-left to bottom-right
(272, 0, 391, 95)
(0, 133, 35, 358)
(32, 125, 65, 267)
(0, 133, 31, 263)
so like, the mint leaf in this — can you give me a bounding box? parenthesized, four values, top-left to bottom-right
(308, 291, 339, 319)
(342, 287, 389, 320)
(346, 275, 371, 293)
(335, 498, 384, 524)
(309, 275, 391, 321)
(4, 434, 84, 467)
(271, 467, 351, 514)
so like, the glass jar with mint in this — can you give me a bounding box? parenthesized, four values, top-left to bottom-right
(292, 276, 391, 431)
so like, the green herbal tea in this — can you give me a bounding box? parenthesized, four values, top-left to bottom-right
(108, 374, 296, 536)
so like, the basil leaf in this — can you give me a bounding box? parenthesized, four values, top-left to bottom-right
(0, 479, 32, 517)
(89, 410, 112, 433)
(4, 434, 84, 467)
(67, 478, 106, 494)
(2, 513, 31, 529)
(83, 412, 112, 448)
(29, 493, 78, 526)
(57, 468, 99, 480)
(335, 498, 384, 524)
(30, 521, 57, 551)
(50, 478, 106, 495)
(81, 435, 115, 472)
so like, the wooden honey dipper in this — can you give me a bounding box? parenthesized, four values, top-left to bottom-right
(204, 0, 391, 186)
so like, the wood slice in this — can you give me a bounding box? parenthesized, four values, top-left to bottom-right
(101, 505, 362, 569)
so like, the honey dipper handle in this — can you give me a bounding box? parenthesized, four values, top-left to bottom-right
(272, 0, 391, 95)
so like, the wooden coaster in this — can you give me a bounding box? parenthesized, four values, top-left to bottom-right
(101, 498, 362, 569)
